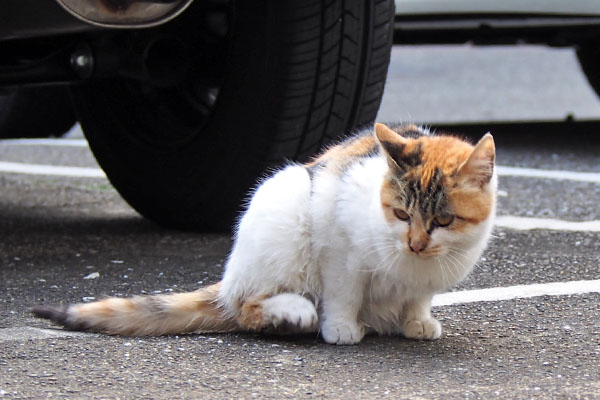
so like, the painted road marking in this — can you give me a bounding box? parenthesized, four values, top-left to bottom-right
(0, 161, 106, 178)
(1, 145, 599, 184)
(495, 216, 600, 232)
(1, 159, 599, 185)
(497, 165, 600, 184)
(2, 137, 600, 184)
(0, 327, 92, 342)
(0, 138, 88, 147)
(1, 279, 598, 341)
(433, 279, 600, 307)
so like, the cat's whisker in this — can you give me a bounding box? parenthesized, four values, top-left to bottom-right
(358, 241, 402, 273)
(440, 257, 455, 289)
(363, 248, 401, 302)
(382, 252, 401, 284)
(442, 253, 465, 285)
(441, 256, 459, 286)
(445, 246, 470, 257)
(436, 258, 449, 289)
(354, 238, 392, 253)
(353, 235, 390, 245)
(358, 256, 398, 273)
(369, 268, 377, 303)
(361, 242, 398, 260)
(444, 250, 466, 266)
(446, 247, 485, 273)
(374, 247, 400, 274)
(446, 249, 476, 270)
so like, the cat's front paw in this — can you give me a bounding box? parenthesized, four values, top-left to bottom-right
(402, 318, 442, 340)
(321, 319, 365, 345)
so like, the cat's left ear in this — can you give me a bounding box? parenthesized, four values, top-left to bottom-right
(456, 133, 495, 187)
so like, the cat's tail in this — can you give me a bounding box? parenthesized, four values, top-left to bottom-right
(31, 283, 238, 336)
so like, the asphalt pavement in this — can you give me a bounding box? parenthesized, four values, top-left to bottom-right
(1, 45, 600, 399)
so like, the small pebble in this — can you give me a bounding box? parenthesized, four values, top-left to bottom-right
(83, 272, 100, 280)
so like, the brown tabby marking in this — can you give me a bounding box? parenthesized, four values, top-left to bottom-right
(375, 123, 495, 246)
(380, 178, 399, 224)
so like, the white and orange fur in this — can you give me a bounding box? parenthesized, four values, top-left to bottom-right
(33, 123, 497, 345)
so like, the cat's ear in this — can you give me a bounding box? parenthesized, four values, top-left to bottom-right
(456, 133, 495, 187)
(374, 123, 410, 170)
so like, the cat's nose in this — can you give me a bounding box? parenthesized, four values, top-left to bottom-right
(409, 240, 427, 254)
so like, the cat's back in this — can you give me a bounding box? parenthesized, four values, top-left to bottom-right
(240, 164, 312, 232)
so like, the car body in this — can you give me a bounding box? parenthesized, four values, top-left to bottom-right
(397, 0, 600, 15)
(394, 0, 600, 46)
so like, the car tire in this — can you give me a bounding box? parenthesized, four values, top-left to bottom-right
(577, 46, 600, 98)
(72, 0, 395, 231)
(0, 86, 76, 138)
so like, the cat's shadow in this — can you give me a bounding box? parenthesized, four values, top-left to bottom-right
(222, 331, 477, 362)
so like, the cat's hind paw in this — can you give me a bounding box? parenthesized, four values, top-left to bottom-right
(261, 293, 318, 333)
(402, 318, 442, 340)
(321, 319, 365, 345)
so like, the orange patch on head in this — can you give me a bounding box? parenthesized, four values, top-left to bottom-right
(416, 136, 474, 188)
(448, 187, 493, 224)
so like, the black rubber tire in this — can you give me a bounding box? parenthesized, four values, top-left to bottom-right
(577, 46, 600, 98)
(0, 86, 76, 138)
(73, 0, 395, 231)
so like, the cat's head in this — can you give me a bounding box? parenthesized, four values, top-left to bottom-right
(375, 123, 496, 259)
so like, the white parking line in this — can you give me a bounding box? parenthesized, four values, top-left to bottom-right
(1, 158, 599, 183)
(497, 165, 600, 184)
(0, 138, 88, 147)
(433, 279, 600, 307)
(2, 137, 600, 184)
(0, 327, 91, 342)
(2, 136, 600, 182)
(0, 161, 106, 178)
(495, 215, 600, 232)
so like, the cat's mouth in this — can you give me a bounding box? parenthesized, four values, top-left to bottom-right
(406, 245, 443, 259)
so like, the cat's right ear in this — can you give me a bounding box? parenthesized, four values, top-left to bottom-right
(456, 133, 495, 188)
(374, 123, 410, 171)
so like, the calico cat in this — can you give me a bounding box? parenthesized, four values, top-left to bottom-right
(32, 123, 496, 345)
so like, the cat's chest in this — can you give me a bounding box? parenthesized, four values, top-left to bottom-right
(364, 255, 442, 302)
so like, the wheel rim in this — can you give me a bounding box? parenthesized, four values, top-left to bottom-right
(106, 0, 232, 149)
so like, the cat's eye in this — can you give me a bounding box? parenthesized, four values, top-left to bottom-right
(394, 209, 410, 221)
(434, 215, 454, 227)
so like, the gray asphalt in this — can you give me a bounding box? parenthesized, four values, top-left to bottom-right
(1, 45, 600, 399)
(377, 45, 600, 123)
